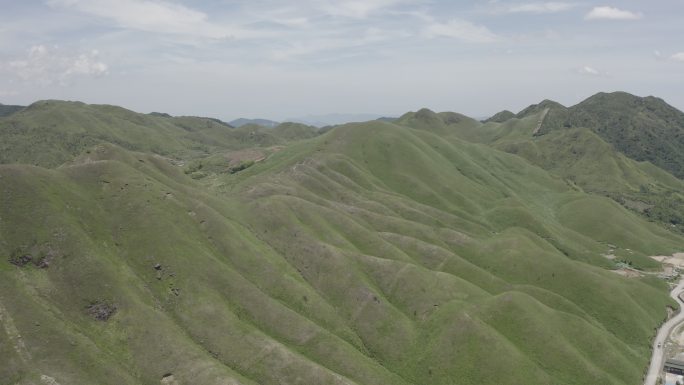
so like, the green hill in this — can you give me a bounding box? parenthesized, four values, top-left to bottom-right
(397, 95, 684, 233)
(229, 118, 280, 128)
(271, 122, 320, 141)
(0, 100, 235, 166)
(1, 101, 683, 385)
(0, 101, 320, 168)
(0, 103, 24, 117)
(523, 92, 684, 179)
(483, 110, 515, 123)
(494, 125, 684, 232)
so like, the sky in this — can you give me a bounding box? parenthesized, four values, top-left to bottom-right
(1, 0, 683, 121)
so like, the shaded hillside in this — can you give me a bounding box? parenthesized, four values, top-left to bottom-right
(1, 111, 683, 385)
(482, 110, 515, 123)
(0, 103, 24, 117)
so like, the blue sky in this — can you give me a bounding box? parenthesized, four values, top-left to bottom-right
(1, 0, 683, 121)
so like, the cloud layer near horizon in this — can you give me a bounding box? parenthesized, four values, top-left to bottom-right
(585, 6, 643, 20)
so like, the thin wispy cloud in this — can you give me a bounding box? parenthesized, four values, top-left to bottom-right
(0, 89, 19, 98)
(319, 0, 418, 19)
(46, 0, 254, 39)
(270, 28, 399, 61)
(1, 45, 108, 86)
(498, 2, 576, 14)
(576, 65, 605, 76)
(585, 6, 642, 20)
(672, 53, 684, 62)
(424, 19, 499, 43)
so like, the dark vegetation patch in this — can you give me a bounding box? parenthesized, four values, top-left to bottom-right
(228, 160, 254, 174)
(530, 92, 684, 179)
(0, 103, 24, 117)
(86, 301, 117, 321)
(8, 253, 33, 267)
(7, 244, 59, 268)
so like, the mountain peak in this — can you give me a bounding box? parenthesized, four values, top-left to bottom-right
(483, 110, 516, 123)
(229, 118, 280, 128)
(517, 99, 566, 118)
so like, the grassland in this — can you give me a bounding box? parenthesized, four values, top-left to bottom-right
(0, 100, 318, 168)
(1, 99, 683, 385)
(0, 103, 23, 118)
(398, 103, 684, 234)
(522, 92, 684, 179)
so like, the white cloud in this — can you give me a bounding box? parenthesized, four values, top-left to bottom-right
(320, 0, 418, 19)
(46, 0, 250, 39)
(585, 6, 642, 20)
(270, 27, 401, 61)
(424, 19, 499, 43)
(672, 52, 684, 62)
(576, 65, 605, 76)
(2, 45, 108, 86)
(502, 2, 576, 14)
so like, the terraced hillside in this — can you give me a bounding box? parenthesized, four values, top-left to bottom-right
(1, 101, 683, 385)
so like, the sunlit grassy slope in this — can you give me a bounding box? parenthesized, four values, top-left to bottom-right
(2, 102, 683, 385)
(397, 103, 684, 233)
(0, 100, 318, 168)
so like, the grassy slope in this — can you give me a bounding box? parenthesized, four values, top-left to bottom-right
(0, 101, 318, 168)
(497, 126, 684, 232)
(482, 110, 515, 123)
(1, 104, 683, 385)
(528, 92, 684, 179)
(401, 108, 684, 233)
(0, 104, 24, 118)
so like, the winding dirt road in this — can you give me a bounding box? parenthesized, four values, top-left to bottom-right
(644, 278, 684, 385)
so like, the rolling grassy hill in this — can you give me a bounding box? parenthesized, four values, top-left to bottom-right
(514, 92, 684, 179)
(1, 99, 683, 385)
(493, 125, 684, 232)
(229, 118, 280, 128)
(482, 110, 515, 123)
(405, 98, 684, 233)
(0, 101, 319, 168)
(0, 103, 24, 118)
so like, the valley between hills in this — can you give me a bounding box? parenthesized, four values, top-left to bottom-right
(1, 91, 684, 385)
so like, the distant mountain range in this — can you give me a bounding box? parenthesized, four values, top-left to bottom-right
(230, 114, 399, 128)
(286, 113, 391, 127)
(229, 118, 280, 128)
(484, 92, 684, 180)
